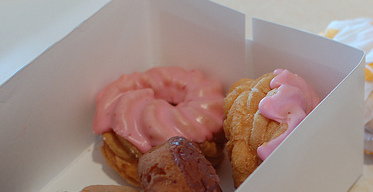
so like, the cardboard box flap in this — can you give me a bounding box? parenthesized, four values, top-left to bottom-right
(238, 18, 365, 192)
(251, 18, 365, 98)
(0, 0, 245, 191)
(147, 0, 246, 90)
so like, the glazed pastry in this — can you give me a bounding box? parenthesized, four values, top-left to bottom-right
(321, 17, 373, 154)
(81, 185, 139, 192)
(93, 66, 226, 186)
(138, 136, 222, 192)
(224, 69, 320, 187)
(100, 131, 143, 186)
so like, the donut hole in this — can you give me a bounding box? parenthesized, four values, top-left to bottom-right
(169, 102, 178, 106)
(152, 83, 188, 107)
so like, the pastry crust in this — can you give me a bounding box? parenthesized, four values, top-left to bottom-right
(101, 131, 225, 187)
(81, 185, 139, 192)
(101, 131, 143, 186)
(223, 73, 287, 187)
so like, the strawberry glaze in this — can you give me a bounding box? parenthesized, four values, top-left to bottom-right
(257, 69, 320, 160)
(93, 66, 224, 152)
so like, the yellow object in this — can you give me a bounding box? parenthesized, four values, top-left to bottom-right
(366, 63, 373, 81)
(364, 149, 373, 155)
(324, 28, 340, 39)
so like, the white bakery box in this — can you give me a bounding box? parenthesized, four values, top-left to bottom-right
(0, 0, 365, 192)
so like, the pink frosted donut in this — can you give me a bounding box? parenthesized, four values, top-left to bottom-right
(93, 66, 224, 153)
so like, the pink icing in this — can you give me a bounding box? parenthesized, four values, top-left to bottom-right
(257, 69, 320, 160)
(92, 66, 224, 153)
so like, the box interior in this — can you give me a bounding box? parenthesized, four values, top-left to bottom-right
(0, 0, 365, 192)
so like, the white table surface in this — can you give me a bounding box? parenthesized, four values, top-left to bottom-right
(1, 0, 372, 191)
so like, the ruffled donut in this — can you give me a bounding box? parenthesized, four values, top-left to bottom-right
(93, 66, 225, 186)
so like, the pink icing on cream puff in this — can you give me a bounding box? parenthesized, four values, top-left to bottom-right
(257, 69, 320, 160)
